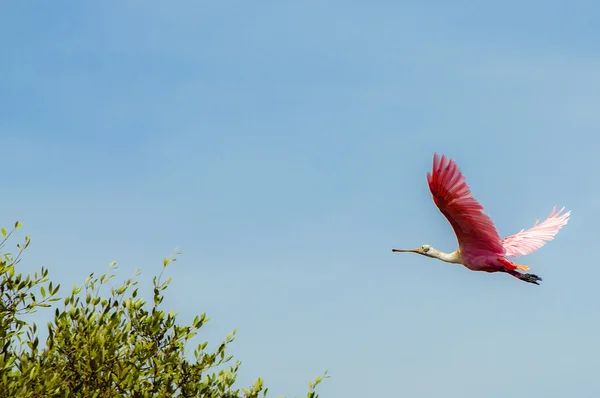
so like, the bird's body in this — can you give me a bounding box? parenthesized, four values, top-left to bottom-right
(393, 153, 570, 285)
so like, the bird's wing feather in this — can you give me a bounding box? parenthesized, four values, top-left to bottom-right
(502, 206, 570, 258)
(426, 153, 505, 255)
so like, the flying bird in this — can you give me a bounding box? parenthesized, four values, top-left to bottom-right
(392, 153, 570, 285)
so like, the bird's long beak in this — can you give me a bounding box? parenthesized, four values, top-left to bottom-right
(391, 248, 420, 253)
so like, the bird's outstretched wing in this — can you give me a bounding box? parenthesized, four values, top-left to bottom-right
(502, 206, 570, 258)
(427, 153, 505, 255)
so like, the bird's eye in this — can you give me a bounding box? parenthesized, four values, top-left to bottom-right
(421, 245, 430, 252)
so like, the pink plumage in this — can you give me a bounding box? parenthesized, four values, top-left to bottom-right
(427, 153, 505, 256)
(392, 153, 570, 285)
(502, 206, 570, 258)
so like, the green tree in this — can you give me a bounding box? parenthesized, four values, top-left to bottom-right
(0, 222, 328, 397)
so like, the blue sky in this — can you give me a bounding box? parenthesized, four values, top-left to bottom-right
(1, 1, 599, 396)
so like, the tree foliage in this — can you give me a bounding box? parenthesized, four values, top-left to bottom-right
(0, 222, 327, 397)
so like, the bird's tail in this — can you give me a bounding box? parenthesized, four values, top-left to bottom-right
(514, 264, 530, 272)
(498, 257, 530, 272)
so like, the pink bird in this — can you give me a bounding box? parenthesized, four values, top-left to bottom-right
(392, 153, 570, 285)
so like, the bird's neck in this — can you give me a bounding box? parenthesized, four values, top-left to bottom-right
(431, 249, 462, 264)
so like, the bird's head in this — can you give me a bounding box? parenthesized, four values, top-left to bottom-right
(392, 244, 436, 258)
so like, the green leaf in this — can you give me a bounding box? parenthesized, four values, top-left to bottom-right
(0, 234, 328, 397)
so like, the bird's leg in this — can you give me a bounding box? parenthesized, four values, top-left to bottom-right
(505, 269, 543, 285)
